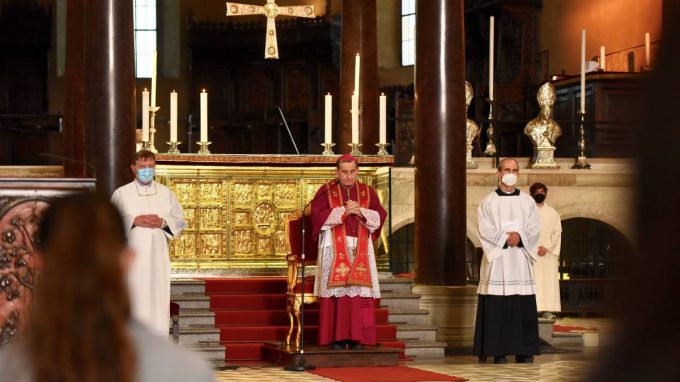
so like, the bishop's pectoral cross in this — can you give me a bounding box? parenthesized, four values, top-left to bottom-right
(225, 0, 316, 59)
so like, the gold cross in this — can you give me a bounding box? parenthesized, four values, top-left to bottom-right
(225, 0, 316, 59)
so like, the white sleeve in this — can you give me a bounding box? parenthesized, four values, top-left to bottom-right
(320, 207, 346, 231)
(161, 190, 187, 239)
(359, 208, 381, 233)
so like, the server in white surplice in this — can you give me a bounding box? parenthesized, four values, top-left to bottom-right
(473, 158, 541, 364)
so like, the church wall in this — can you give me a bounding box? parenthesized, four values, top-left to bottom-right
(391, 157, 634, 250)
(538, 0, 662, 75)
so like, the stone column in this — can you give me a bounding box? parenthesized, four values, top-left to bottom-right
(85, 0, 136, 195)
(339, 0, 378, 153)
(414, 0, 467, 286)
(62, 0, 86, 177)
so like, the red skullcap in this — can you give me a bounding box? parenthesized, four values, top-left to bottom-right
(337, 154, 358, 162)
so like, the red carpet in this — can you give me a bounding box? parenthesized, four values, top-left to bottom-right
(201, 277, 404, 361)
(308, 366, 466, 382)
(553, 324, 597, 332)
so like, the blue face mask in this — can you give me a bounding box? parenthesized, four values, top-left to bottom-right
(137, 167, 155, 184)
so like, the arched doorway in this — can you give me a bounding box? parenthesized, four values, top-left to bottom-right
(559, 217, 631, 314)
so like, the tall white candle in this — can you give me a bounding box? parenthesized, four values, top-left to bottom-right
(142, 89, 149, 141)
(580, 29, 586, 114)
(351, 93, 359, 143)
(489, 16, 495, 101)
(324, 93, 332, 143)
(379, 93, 386, 144)
(170, 90, 178, 142)
(354, 53, 361, 98)
(200, 89, 208, 142)
(151, 50, 157, 108)
(600, 45, 606, 70)
(645, 32, 651, 67)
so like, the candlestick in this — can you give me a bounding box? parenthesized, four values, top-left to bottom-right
(351, 93, 359, 143)
(580, 29, 586, 114)
(645, 32, 651, 67)
(147, 106, 160, 153)
(324, 93, 332, 143)
(151, 50, 157, 108)
(375, 143, 390, 156)
(379, 93, 386, 144)
(348, 143, 363, 156)
(200, 89, 208, 143)
(141, 89, 150, 143)
(321, 143, 335, 156)
(170, 90, 178, 142)
(600, 45, 606, 71)
(166, 141, 182, 154)
(354, 53, 360, 97)
(196, 141, 211, 155)
(489, 16, 495, 101)
(483, 98, 497, 156)
(572, 111, 591, 169)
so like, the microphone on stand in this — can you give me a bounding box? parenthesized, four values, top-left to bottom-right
(276, 105, 300, 155)
(285, 178, 340, 372)
(38, 153, 97, 179)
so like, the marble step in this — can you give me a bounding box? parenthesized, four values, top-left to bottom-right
(379, 292, 421, 310)
(171, 294, 211, 310)
(171, 279, 206, 296)
(179, 310, 215, 327)
(182, 342, 226, 362)
(177, 326, 221, 346)
(403, 340, 447, 359)
(386, 308, 431, 325)
(395, 324, 438, 342)
(549, 331, 584, 347)
(378, 278, 415, 294)
(538, 317, 556, 343)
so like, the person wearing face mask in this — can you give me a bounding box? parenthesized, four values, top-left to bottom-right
(473, 158, 541, 364)
(111, 150, 187, 337)
(529, 183, 562, 320)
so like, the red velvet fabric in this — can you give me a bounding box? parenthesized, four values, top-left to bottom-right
(310, 182, 386, 240)
(318, 296, 377, 345)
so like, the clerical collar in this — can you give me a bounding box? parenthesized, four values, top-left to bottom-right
(495, 188, 520, 196)
(135, 180, 157, 196)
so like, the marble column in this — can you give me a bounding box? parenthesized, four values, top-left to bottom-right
(414, 0, 467, 286)
(85, 0, 136, 195)
(63, 0, 86, 178)
(339, 0, 378, 153)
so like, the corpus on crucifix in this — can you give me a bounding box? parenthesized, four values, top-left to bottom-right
(225, 0, 316, 59)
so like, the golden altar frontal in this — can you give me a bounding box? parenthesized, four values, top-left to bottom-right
(155, 154, 393, 275)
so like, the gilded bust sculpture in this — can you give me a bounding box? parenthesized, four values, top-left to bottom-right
(465, 81, 480, 169)
(524, 82, 561, 169)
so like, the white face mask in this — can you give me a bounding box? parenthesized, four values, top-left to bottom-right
(501, 173, 518, 187)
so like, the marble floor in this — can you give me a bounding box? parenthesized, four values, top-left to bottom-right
(214, 349, 600, 381)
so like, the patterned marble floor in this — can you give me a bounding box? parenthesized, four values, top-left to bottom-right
(214, 350, 599, 381)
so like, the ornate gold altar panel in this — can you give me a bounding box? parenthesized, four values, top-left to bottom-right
(156, 165, 390, 274)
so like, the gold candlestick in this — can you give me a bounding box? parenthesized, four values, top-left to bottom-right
(348, 143, 363, 156)
(147, 106, 160, 153)
(166, 141, 182, 154)
(375, 143, 390, 156)
(483, 98, 497, 156)
(321, 143, 336, 156)
(572, 111, 591, 169)
(197, 141, 212, 155)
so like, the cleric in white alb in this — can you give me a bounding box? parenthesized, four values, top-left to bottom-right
(111, 150, 186, 337)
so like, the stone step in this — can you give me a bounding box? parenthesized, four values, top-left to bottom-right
(387, 308, 431, 325)
(403, 340, 447, 359)
(538, 317, 556, 343)
(177, 326, 221, 346)
(182, 342, 226, 362)
(171, 279, 206, 296)
(395, 324, 438, 342)
(171, 294, 211, 310)
(179, 310, 215, 327)
(378, 278, 415, 294)
(379, 292, 421, 310)
(548, 331, 584, 347)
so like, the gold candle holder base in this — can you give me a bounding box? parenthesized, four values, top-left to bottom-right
(572, 111, 591, 169)
(147, 106, 160, 153)
(483, 98, 497, 156)
(196, 141, 212, 154)
(141, 140, 157, 153)
(321, 143, 336, 156)
(348, 143, 363, 156)
(166, 141, 182, 154)
(375, 143, 390, 156)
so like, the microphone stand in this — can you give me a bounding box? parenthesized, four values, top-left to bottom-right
(277, 106, 300, 155)
(284, 179, 340, 372)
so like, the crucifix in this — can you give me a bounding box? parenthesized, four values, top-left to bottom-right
(225, 0, 316, 59)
